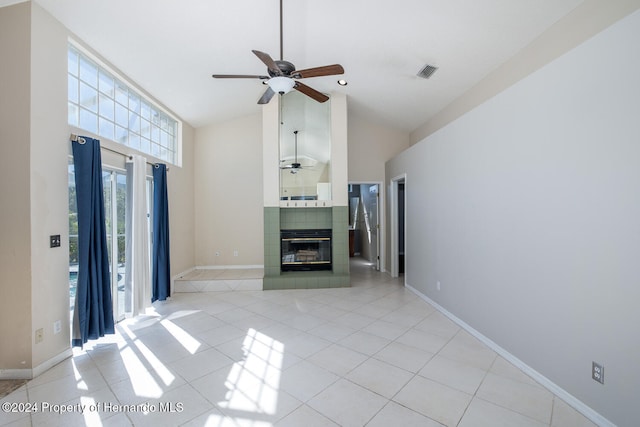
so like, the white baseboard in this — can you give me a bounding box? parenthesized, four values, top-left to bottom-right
(405, 282, 614, 427)
(196, 264, 264, 270)
(32, 349, 73, 378)
(0, 348, 72, 380)
(0, 368, 32, 380)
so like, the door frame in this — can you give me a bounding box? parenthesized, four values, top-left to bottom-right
(390, 173, 406, 280)
(102, 166, 127, 323)
(348, 181, 384, 272)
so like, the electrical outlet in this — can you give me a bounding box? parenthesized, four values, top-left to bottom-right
(53, 320, 62, 335)
(215, 251, 220, 257)
(35, 328, 44, 344)
(233, 250, 239, 257)
(437, 281, 441, 291)
(592, 361, 605, 384)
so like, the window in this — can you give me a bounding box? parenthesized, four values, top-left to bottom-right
(68, 43, 180, 165)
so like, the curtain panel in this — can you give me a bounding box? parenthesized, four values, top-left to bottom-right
(125, 155, 151, 316)
(71, 136, 114, 347)
(152, 163, 171, 302)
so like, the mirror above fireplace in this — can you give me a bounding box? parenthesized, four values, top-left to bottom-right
(279, 91, 331, 202)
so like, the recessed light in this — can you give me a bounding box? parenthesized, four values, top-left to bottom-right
(337, 79, 348, 86)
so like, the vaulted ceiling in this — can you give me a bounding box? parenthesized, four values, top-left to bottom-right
(4, 0, 585, 132)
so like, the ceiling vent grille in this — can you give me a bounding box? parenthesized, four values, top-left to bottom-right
(417, 64, 438, 79)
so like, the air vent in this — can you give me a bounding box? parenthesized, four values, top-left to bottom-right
(417, 64, 438, 79)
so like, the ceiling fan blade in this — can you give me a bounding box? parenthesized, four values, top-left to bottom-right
(293, 64, 345, 79)
(294, 82, 329, 103)
(252, 50, 282, 76)
(212, 74, 269, 79)
(257, 87, 276, 105)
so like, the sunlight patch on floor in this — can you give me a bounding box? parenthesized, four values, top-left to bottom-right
(80, 396, 102, 426)
(160, 318, 202, 354)
(120, 346, 163, 398)
(219, 328, 284, 417)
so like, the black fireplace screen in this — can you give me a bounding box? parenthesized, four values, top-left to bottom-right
(281, 229, 332, 271)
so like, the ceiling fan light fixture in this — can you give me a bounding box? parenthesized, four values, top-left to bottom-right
(268, 76, 295, 94)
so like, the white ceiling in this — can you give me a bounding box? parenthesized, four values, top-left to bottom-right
(5, 0, 584, 132)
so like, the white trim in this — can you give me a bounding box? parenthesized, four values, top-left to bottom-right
(0, 349, 73, 380)
(196, 265, 264, 270)
(389, 173, 407, 279)
(280, 200, 333, 208)
(405, 282, 615, 427)
(32, 349, 73, 378)
(0, 369, 32, 380)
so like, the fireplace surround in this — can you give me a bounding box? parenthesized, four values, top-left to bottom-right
(262, 93, 349, 290)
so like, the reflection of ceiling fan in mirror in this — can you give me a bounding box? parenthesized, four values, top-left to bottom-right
(280, 131, 315, 174)
(211, 0, 344, 105)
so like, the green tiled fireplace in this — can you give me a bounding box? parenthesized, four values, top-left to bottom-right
(263, 206, 350, 290)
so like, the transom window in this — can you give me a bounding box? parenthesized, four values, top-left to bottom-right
(68, 43, 180, 165)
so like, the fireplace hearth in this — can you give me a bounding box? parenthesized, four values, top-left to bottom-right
(281, 229, 332, 271)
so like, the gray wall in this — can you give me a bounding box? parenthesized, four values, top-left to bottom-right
(386, 10, 640, 427)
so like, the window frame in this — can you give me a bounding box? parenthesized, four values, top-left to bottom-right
(68, 40, 182, 166)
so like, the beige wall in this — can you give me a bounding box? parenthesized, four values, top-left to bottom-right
(194, 113, 263, 267)
(169, 123, 196, 276)
(347, 113, 409, 183)
(0, 2, 195, 375)
(329, 93, 349, 207)
(0, 1, 32, 374)
(29, 1, 72, 368)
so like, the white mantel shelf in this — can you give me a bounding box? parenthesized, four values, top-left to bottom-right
(280, 200, 333, 208)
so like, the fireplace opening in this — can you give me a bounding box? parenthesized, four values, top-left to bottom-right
(281, 229, 332, 272)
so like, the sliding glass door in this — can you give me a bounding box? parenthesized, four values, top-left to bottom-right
(102, 169, 127, 322)
(68, 161, 127, 323)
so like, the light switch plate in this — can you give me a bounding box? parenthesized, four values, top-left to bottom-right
(50, 235, 61, 248)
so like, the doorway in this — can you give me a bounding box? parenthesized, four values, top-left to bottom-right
(348, 182, 383, 271)
(390, 174, 406, 279)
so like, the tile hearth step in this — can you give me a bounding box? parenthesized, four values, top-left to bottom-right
(174, 268, 264, 292)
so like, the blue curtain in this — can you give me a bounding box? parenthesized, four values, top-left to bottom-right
(71, 136, 114, 347)
(152, 164, 171, 302)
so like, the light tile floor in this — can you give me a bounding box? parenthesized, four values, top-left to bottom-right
(1, 259, 597, 427)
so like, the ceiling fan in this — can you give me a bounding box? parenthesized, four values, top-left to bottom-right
(281, 131, 314, 174)
(211, 0, 344, 105)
